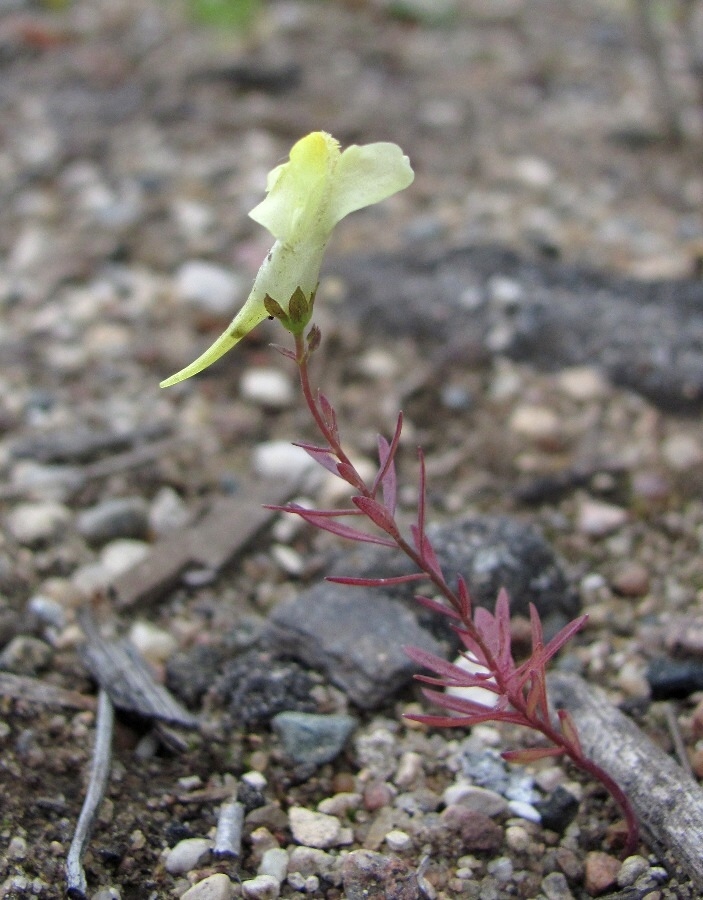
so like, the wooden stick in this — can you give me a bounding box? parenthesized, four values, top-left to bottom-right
(548, 672, 703, 889)
(65, 689, 114, 899)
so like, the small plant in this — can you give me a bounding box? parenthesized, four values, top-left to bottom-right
(161, 131, 639, 856)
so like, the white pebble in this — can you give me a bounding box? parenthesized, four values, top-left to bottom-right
(164, 838, 213, 875)
(128, 621, 177, 665)
(271, 544, 305, 576)
(507, 800, 541, 822)
(6, 502, 71, 545)
(242, 770, 267, 790)
(100, 539, 150, 576)
(442, 784, 508, 817)
(240, 368, 294, 409)
(577, 498, 628, 537)
(241, 874, 280, 899)
(149, 487, 192, 536)
(180, 873, 235, 900)
(509, 405, 560, 443)
(252, 441, 319, 481)
(557, 367, 608, 401)
(175, 261, 242, 315)
(662, 433, 703, 471)
(258, 847, 289, 882)
(393, 751, 423, 788)
(288, 807, 342, 849)
(384, 829, 412, 852)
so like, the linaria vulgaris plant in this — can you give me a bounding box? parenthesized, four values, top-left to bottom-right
(162, 130, 639, 857)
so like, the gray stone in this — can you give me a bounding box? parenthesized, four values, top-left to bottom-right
(258, 847, 289, 882)
(181, 874, 235, 900)
(541, 871, 575, 900)
(6, 501, 71, 546)
(76, 497, 150, 544)
(0, 636, 52, 675)
(288, 807, 342, 849)
(241, 875, 280, 900)
(271, 712, 356, 767)
(341, 850, 420, 900)
(164, 837, 213, 875)
(175, 260, 243, 315)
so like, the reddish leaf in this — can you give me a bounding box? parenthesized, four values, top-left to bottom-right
(494, 588, 514, 674)
(293, 442, 340, 476)
(352, 496, 400, 537)
(416, 448, 427, 546)
(558, 709, 583, 754)
(270, 343, 297, 361)
(413, 594, 461, 621)
(405, 645, 499, 688)
(420, 689, 528, 726)
(457, 576, 473, 620)
(327, 573, 427, 587)
(285, 506, 396, 547)
(336, 461, 366, 490)
(372, 413, 403, 514)
(318, 391, 339, 441)
(502, 747, 564, 763)
(540, 613, 589, 664)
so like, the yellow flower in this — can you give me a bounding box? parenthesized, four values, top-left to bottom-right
(160, 131, 414, 387)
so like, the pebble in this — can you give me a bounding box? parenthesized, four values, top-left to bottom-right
(288, 807, 343, 849)
(7, 835, 27, 860)
(535, 786, 580, 833)
(317, 793, 362, 817)
(393, 750, 423, 788)
(180, 874, 235, 900)
(175, 260, 243, 315)
(557, 367, 609, 401)
(252, 441, 319, 481)
(385, 829, 412, 852)
(507, 800, 541, 822)
(611, 562, 650, 597)
(617, 855, 651, 888)
(287, 846, 336, 880)
(100, 539, 150, 576)
(286, 873, 319, 892)
(6, 501, 71, 545)
(164, 838, 213, 875)
(240, 368, 294, 409)
(440, 806, 504, 852)
(584, 851, 621, 896)
(0, 636, 52, 675)
(661, 432, 703, 470)
(508, 404, 561, 446)
(241, 875, 280, 900)
(258, 847, 289, 882)
(76, 497, 149, 544)
(441, 784, 508, 818)
(341, 850, 420, 900)
(541, 871, 575, 900)
(128, 620, 178, 665)
(149, 487, 192, 536)
(504, 824, 530, 853)
(576, 498, 628, 537)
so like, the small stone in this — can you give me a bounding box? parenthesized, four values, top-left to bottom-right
(180, 873, 235, 900)
(504, 824, 529, 852)
(128, 621, 177, 665)
(557, 367, 608, 401)
(486, 857, 513, 882)
(363, 781, 394, 811)
(577, 498, 628, 537)
(175, 261, 243, 316)
(617, 855, 650, 888)
(258, 847, 289, 882)
(241, 875, 280, 900)
(541, 871, 575, 900)
(441, 784, 508, 818)
(149, 487, 192, 536)
(341, 849, 420, 900)
(100, 539, 150, 576)
(535, 786, 580, 833)
(6, 502, 71, 546)
(440, 806, 504, 852)
(288, 807, 342, 849)
(508, 405, 561, 446)
(507, 800, 541, 822)
(317, 793, 362, 817)
(164, 838, 213, 875)
(661, 433, 703, 471)
(240, 368, 294, 409)
(385, 830, 412, 852)
(7, 835, 27, 860)
(393, 751, 423, 788)
(647, 657, 703, 700)
(252, 441, 318, 481)
(0, 636, 52, 675)
(584, 851, 621, 896)
(76, 497, 149, 545)
(272, 712, 357, 769)
(287, 846, 335, 879)
(611, 562, 650, 598)
(513, 156, 555, 189)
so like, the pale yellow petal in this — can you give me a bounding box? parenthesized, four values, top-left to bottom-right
(327, 142, 414, 226)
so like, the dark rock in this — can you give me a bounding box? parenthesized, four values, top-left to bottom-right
(535, 785, 580, 833)
(166, 644, 226, 708)
(646, 657, 703, 700)
(330, 244, 703, 412)
(236, 781, 266, 814)
(212, 650, 317, 727)
(341, 849, 420, 900)
(76, 496, 150, 544)
(266, 588, 445, 709)
(266, 513, 575, 708)
(272, 711, 356, 767)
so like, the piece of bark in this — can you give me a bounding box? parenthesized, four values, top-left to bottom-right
(0, 672, 96, 711)
(112, 481, 297, 609)
(78, 621, 198, 728)
(548, 672, 703, 889)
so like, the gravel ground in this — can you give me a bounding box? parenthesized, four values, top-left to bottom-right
(2, 1, 703, 898)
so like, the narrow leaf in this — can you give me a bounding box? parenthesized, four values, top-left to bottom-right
(318, 391, 339, 441)
(502, 747, 564, 763)
(558, 709, 583, 755)
(494, 588, 514, 674)
(286, 507, 396, 547)
(457, 576, 473, 620)
(413, 594, 461, 621)
(336, 461, 366, 490)
(372, 412, 403, 514)
(352, 496, 400, 537)
(327, 573, 427, 587)
(420, 689, 528, 726)
(405, 645, 498, 686)
(540, 613, 589, 664)
(416, 447, 427, 547)
(293, 442, 340, 476)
